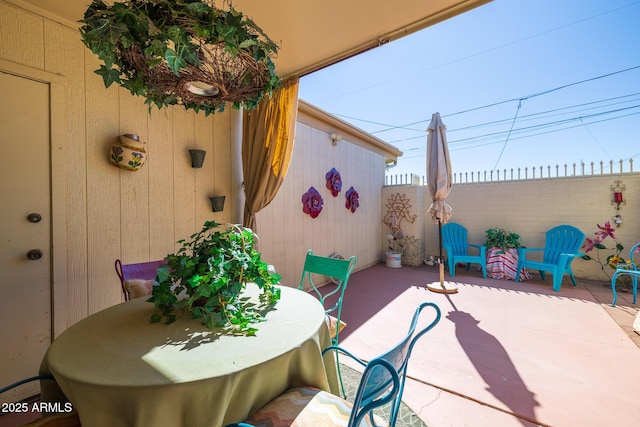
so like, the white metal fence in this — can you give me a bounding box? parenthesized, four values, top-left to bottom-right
(385, 159, 635, 185)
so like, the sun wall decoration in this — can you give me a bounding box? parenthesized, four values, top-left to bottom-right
(383, 193, 416, 236)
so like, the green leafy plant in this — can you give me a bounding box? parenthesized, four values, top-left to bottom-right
(79, 0, 280, 115)
(485, 227, 522, 253)
(149, 220, 281, 335)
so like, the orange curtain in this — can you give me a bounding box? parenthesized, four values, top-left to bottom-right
(242, 78, 299, 230)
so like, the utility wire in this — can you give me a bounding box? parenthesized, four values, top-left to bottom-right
(335, 65, 640, 135)
(492, 99, 523, 170)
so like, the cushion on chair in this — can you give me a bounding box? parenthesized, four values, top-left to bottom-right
(124, 279, 156, 299)
(325, 315, 346, 340)
(244, 386, 386, 427)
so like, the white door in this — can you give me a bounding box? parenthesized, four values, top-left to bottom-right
(0, 72, 52, 402)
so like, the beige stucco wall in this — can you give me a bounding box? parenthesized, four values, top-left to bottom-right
(0, 0, 239, 332)
(385, 173, 640, 282)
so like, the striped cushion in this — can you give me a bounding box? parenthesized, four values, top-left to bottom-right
(244, 386, 386, 427)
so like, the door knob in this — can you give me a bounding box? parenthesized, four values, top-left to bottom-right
(27, 213, 42, 223)
(27, 249, 43, 260)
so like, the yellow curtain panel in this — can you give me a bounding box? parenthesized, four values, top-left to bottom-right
(242, 78, 300, 230)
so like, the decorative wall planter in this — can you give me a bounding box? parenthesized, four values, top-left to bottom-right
(110, 134, 146, 171)
(209, 196, 226, 212)
(189, 149, 206, 168)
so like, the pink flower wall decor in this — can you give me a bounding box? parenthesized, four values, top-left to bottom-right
(302, 186, 324, 218)
(345, 186, 359, 213)
(325, 168, 342, 197)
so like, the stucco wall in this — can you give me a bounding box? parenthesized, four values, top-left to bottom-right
(384, 173, 640, 282)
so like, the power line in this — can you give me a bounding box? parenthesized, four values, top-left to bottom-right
(398, 109, 640, 158)
(333, 65, 640, 136)
(492, 99, 523, 170)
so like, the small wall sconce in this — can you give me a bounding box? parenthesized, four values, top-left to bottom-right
(610, 180, 626, 210)
(188, 149, 206, 168)
(330, 133, 342, 146)
(613, 214, 623, 227)
(209, 196, 225, 212)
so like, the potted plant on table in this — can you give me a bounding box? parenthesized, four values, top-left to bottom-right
(148, 220, 281, 335)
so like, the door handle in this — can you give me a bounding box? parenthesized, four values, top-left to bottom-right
(27, 249, 43, 260)
(27, 213, 42, 223)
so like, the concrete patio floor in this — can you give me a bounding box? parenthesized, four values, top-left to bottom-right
(334, 262, 639, 427)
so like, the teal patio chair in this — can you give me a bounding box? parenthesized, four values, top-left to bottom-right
(515, 224, 585, 291)
(610, 242, 639, 307)
(442, 223, 487, 278)
(225, 301, 441, 427)
(298, 250, 357, 397)
(298, 250, 357, 346)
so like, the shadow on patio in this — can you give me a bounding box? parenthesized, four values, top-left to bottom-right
(325, 262, 639, 427)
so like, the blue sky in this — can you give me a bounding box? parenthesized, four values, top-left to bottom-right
(298, 0, 640, 179)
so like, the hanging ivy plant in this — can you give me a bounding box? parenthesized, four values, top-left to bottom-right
(79, 0, 281, 115)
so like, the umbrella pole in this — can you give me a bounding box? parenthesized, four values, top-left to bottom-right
(427, 219, 458, 294)
(438, 220, 444, 285)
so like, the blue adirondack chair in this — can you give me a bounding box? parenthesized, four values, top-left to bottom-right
(225, 301, 441, 427)
(441, 223, 487, 278)
(610, 242, 639, 307)
(515, 225, 585, 291)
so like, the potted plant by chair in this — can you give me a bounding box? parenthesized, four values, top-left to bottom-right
(148, 220, 281, 335)
(485, 227, 522, 254)
(484, 227, 528, 280)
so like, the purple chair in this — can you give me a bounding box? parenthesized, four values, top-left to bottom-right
(114, 259, 166, 301)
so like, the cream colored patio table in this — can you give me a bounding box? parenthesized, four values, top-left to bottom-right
(41, 284, 338, 427)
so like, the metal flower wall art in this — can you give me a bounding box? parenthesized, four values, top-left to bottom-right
(325, 168, 342, 197)
(345, 186, 359, 213)
(302, 186, 324, 218)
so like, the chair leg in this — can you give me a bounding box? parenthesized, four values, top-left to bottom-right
(552, 274, 562, 292)
(611, 272, 619, 307)
(335, 354, 348, 398)
(331, 338, 347, 399)
(449, 259, 456, 277)
(633, 276, 638, 305)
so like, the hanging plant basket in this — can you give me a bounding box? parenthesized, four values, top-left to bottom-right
(79, 0, 281, 115)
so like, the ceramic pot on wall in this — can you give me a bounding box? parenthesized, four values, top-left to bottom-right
(110, 134, 147, 171)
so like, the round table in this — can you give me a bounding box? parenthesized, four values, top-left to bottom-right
(42, 284, 338, 426)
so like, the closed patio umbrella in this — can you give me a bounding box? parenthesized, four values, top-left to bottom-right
(425, 112, 457, 293)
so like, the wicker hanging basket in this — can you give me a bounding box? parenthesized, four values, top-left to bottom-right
(80, 0, 280, 115)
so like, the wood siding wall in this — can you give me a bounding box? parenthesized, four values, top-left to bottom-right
(255, 105, 394, 287)
(0, 1, 238, 331)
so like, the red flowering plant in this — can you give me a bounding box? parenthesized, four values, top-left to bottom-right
(581, 220, 626, 279)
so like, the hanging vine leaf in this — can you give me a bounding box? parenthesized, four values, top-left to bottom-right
(79, 0, 281, 115)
